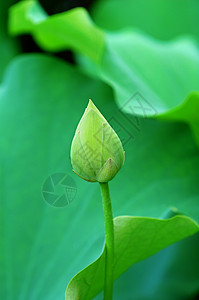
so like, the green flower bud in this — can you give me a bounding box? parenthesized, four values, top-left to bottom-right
(70, 100, 125, 183)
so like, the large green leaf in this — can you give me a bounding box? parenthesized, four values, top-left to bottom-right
(0, 54, 199, 300)
(79, 32, 199, 146)
(98, 32, 199, 147)
(9, 0, 104, 63)
(9, 1, 199, 147)
(92, 0, 199, 40)
(66, 216, 198, 299)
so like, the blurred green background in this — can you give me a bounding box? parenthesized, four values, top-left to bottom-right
(0, 0, 199, 299)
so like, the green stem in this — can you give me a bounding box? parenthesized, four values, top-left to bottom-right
(99, 182, 114, 300)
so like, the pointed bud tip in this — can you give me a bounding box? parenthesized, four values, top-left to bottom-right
(87, 99, 100, 114)
(89, 99, 93, 104)
(88, 99, 95, 109)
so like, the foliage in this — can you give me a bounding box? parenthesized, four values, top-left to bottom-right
(0, 0, 199, 299)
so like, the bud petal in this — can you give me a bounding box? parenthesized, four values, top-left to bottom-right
(70, 100, 125, 182)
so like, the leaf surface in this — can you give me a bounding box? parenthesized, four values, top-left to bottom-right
(92, 0, 199, 40)
(66, 216, 198, 299)
(9, 0, 104, 63)
(0, 54, 199, 300)
(9, 1, 199, 146)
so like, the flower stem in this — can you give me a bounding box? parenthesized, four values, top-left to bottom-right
(99, 182, 114, 300)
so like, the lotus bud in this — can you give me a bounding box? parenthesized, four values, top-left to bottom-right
(70, 99, 125, 183)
